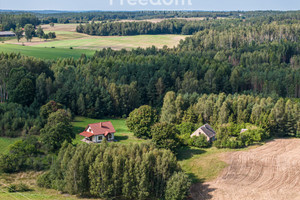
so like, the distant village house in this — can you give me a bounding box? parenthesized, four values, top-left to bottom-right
(191, 124, 216, 142)
(240, 129, 248, 133)
(80, 121, 116, 143)
(0, 31, 16, 37)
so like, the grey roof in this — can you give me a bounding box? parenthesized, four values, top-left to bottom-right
(0, 31, 16, 36)
(195, 124, 216, 138)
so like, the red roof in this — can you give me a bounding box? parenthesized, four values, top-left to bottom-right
(80, 131, 94, 138)
(79, 121, 116, 137)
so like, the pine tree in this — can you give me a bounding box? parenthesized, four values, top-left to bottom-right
(77, 93, 86, 116)
(160, 91, 177, 123)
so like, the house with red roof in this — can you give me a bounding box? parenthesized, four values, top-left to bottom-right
(80, 121, 116, 143)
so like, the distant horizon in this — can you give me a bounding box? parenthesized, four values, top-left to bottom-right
(1, 0, 299, 12)
(1, 9, 299, 12)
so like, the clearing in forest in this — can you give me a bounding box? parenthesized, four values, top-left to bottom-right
(3, 23, 188, 51)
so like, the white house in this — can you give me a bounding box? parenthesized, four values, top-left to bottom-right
(79, 121, 116, 143)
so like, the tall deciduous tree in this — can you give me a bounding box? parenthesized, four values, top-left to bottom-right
(126, 105, 158, 139)
(14, 25, 24, 42)
(40, 109, 74, 152)
(36, 26, 44, 39)
(151, 122, 180, 152)
(24, 24, 35, 42)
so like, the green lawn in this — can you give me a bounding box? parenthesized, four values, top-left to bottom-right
(177, 147, 235, 183)
(72, 116, 144, 145)
(0, 44, 95, 59)
(0, 137, 21, 153)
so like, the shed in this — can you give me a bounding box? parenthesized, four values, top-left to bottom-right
(191, 124, 216, 142)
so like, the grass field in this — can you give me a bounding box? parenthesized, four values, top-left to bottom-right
(0, 44, 95, 59)
(72, 116, 144, 145)
(177, 147, 234, 183)
(0, 137, 21, 153)
(0, 172, 103, 200)
(32, 34, 186, 50)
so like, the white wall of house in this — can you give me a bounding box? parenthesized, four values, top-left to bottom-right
(191, 129, 210, 141)
(92, 135, 104, 143)
(87, 126, 93, 133)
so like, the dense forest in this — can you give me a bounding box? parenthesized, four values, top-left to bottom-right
(1, 12, 300, 133)
(77, 19, 208, 36)
(0, 13, 40, 31)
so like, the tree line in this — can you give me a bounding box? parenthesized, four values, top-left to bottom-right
(37, 142, 190, 200)
(0, 100, 75, 173)
(160, 92, 300, 148)
(76, 19, 207, 36)
(127, 92, 300, 150)
(0, 13, 40, 31)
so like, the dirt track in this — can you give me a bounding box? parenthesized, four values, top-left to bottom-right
(191, 139, 300, 200)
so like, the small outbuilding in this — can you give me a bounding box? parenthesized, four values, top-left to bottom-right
(191, 124, 216, 143)
(80, 121, 116, 143)
(0, 31, 16, 37)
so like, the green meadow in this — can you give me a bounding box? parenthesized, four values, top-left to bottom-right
(0, 44, 95, 59)
(0, 137, 21, 153)
(33, 34, 187, 50)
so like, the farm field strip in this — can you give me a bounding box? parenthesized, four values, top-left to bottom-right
(32, 34, 187, 50)
(191, 139, 300, 200)
(0, 44, 95, 59)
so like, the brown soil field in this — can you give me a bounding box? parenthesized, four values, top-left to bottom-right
(41, 23, 78, 32)
(191, 139, 300, 200)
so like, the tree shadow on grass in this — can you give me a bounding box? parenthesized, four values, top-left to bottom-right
(72, 126, 85, 134)
(177, 147, 206, 161)
(114, 135, 129, 142)
(190, 182, 215, 200)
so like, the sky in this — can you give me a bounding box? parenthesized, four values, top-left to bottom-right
(0, 0, 300, 11)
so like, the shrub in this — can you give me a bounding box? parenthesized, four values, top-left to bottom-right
(192, 135, 210, 148)
(7, 184, 17, 193)
(17, 183, 31, 192)
(7, 183, 31, 193)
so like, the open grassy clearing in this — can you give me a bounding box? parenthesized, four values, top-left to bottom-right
(0, 137, 21, 154)
(0, 44, 95, 59)
(177, 143, 263, 183)
(4, 23, 187, 51)
(72, 116, 144, 145)
(41, 23, 78, 32)
(177, 147, 235, 183)
(0, 171, 103, 200)
(32, 34, 186, 50)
